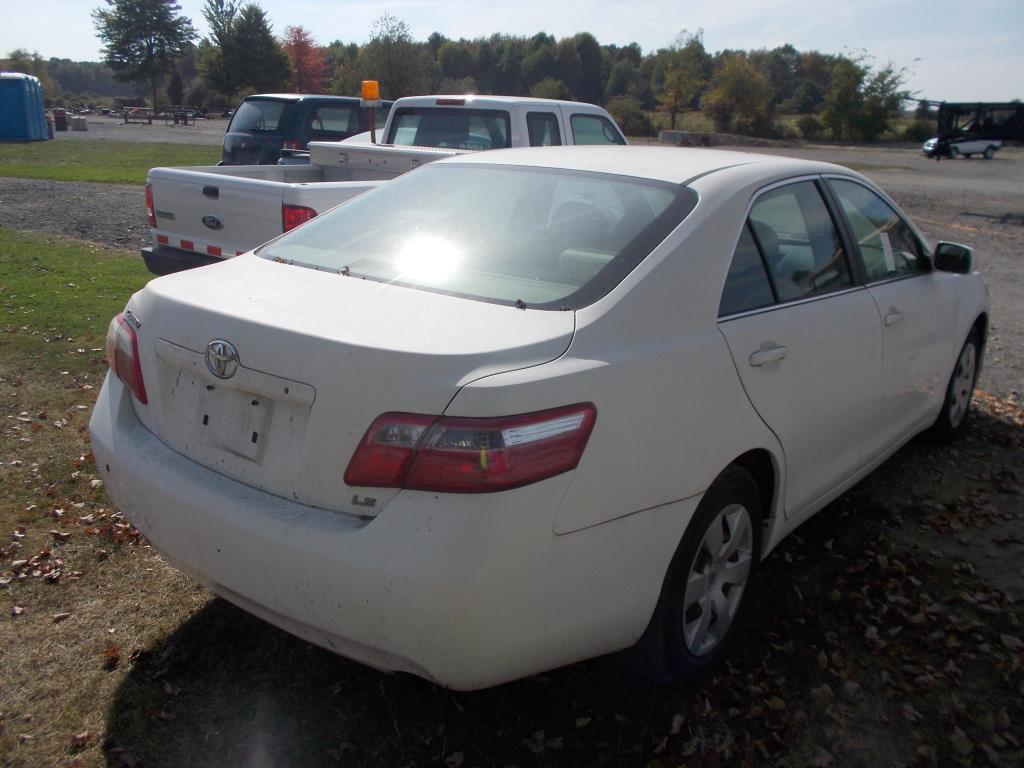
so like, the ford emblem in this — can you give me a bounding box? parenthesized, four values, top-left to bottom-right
(205, 339, 239, 379)
(202, 215, 223, 230)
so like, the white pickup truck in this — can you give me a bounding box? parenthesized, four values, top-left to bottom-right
(142, 95, 627, 275)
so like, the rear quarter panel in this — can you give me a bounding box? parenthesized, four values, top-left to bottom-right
(447, 184, 784, 534)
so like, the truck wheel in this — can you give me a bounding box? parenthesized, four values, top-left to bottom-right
(983, 146, 996, 159)
(622, 465, 762, 684)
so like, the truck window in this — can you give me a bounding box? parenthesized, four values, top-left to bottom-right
(527, 112, 562, 146)
(229, 99, 288, 133)
(570, 114, 626, 145)
(386, 108, 512, 150)
(307, 105, 360, 138)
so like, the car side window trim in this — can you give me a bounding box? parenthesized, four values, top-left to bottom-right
(744, 219, 781, 303)
(718, 285, 868, 322)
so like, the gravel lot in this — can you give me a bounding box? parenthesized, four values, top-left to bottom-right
(0, 136, 1020, 397)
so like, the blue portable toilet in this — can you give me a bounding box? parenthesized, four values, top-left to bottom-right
(0, 72, 50, 141)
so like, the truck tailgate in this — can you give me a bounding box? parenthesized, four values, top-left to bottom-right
(148, 167, 288, 258)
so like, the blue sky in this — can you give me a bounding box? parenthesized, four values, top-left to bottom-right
(4, 0, 1022, 102)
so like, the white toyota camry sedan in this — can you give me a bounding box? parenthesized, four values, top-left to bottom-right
(90, 147, 988, 690)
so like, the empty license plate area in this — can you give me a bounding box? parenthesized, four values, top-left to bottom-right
(199, 386, 270, 461)
(152, 339, 315, 474)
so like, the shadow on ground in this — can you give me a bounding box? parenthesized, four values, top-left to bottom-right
(103, 403, 1024, 767)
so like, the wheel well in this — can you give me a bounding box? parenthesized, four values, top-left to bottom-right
(731, 449, 776, 523)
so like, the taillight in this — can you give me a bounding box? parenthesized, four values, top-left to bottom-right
(145, 183, 156, 227)
(282, 204, 317, 232)
(282, 139, 303, 150)
(345, 404, 596, 493)
(105, 313, 147, 404)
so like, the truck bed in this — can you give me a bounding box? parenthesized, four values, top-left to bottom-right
(146, 144, 466, 273)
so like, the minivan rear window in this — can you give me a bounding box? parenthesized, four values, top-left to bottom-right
(386, 108, 511, 150)
(229, 99, 289, 133)
(261, 164, 697, 309)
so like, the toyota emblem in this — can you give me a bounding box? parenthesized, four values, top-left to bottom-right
(205, 340, 239, 379)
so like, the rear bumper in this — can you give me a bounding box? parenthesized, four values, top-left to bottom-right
(89, 373, 694, 689)
(142, 244, 224, 276)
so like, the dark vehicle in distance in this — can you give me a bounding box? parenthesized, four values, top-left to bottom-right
(923, 101, 1024, 160)
(221, 94, 393, 165)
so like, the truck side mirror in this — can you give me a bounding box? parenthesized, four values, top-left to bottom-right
(934, 241, 972, 274)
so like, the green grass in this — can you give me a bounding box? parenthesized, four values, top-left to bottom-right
(0, 138, 220, 185)
(0, 227, 150, 365)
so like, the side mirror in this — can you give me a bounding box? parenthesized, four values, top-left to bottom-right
(934, 241, 973, 274)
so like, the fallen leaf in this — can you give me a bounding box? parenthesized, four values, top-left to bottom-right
(52, 612, 72, 623)
(812, 746, 835, 766)
(574, 717, 591, 729)
(444, 751, 464, 768)
(670, 713, 684, 735)
(1000, 634, 1023, 651)
(951, 727, 973, 756)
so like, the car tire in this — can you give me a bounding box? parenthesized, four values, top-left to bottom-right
(622, 465, 763, 685)
(948, 147, 959, 159)
(929, 328, 981, 443)
(983, 146, 996, 159)
(964, 154, 972, 159)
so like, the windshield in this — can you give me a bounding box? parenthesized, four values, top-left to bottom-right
(229, 99, 289, 133)
(261, 164, 697, 309)
(386, 108, 511, 150)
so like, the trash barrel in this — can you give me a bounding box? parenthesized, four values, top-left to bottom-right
(53, 108, 68, 131)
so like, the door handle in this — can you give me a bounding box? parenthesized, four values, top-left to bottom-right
(748, 346, 788, 367)
(884, 309, 904, 326)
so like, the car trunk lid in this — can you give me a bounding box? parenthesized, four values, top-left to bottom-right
(126, 256, 575, 516)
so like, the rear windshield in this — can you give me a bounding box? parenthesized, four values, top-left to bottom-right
(386, 108, 511, 150)
(261, 164, 697, 309)
(229, 99, 289, 133)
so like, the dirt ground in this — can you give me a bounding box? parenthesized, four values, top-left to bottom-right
(1, 138, 1022, 767)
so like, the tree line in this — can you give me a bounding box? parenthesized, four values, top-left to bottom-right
(5, 0, 922, 141)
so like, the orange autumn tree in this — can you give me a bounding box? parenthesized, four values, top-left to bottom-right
(282, 25, 327, 93)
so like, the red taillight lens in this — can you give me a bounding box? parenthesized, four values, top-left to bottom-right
(282, 139, 303, 150)
(345, 404, 596, 493)
(145, 183, 156, 228)
(105, 313, 147, 404)
(282, 204, 317, 232)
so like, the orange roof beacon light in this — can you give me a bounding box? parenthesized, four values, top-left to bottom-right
(361, 80, 382, 143)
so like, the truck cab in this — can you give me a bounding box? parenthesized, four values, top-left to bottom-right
(382, 95, 627, 150)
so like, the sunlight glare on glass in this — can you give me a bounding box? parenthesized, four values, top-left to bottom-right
(394, 233, 463, 284)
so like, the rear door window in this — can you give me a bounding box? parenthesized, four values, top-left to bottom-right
(229, 99, 288, 133)
(527, 112, 562, 146)
(570, 114, 626, 145)
(306, 104, 360, 139)
(386, 108, 511, 150)
(748, 181, 853, 302)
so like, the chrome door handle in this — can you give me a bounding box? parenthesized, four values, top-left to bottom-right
(749, 346, 788, 367)
(884, 309, 904, 326)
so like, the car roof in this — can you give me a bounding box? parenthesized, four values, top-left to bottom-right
(436, 145, 855, 186)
